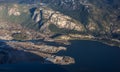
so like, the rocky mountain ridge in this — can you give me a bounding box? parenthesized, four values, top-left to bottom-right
(0, 0, 120, 65)
(0, 2, 120, 46)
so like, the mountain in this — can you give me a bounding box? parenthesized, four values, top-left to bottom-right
(0, 0, 120, 64)
(5, 0, 119, 40)
(1, 0, 120, 45)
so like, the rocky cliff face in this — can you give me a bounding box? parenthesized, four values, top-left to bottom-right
(28, 0, 120, 39)
(29, 0, 120, 47)
(46, 0, 120, 35)
(31, 6, 85, 34)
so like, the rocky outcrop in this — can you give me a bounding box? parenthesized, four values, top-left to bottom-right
(31, 6, 86, 33)
(1, 2, 120, 40)
(7, 41, 67, 54)
(40, 0, 120, 37)
(28, 0, 120, 40)
(0, 0, 120, 65)
(32, 8, 42, 23)
(0, 40, 75, 65)
(8, 4, 21, 16)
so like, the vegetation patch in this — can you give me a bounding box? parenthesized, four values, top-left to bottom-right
(0, 4, 38, 31)
(12, 33, 28, 40)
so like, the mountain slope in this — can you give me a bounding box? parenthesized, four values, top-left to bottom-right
(0, 0, 120, 65)
(0, 0, 120, 47)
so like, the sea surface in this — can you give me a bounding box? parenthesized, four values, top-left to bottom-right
(58, 40, 120, 72)
(0, 40, 120, 72)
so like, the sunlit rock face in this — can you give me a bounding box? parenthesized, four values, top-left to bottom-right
(31, 6, 85, 33)
(8, 4, 21, 16)
(0, 0, 120, 40)
(0, 0, 120, 65)
(30, 0, 120, 38)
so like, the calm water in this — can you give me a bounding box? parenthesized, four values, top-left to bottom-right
(0, 40, 120, 72)
(59, 40, 120, 72)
